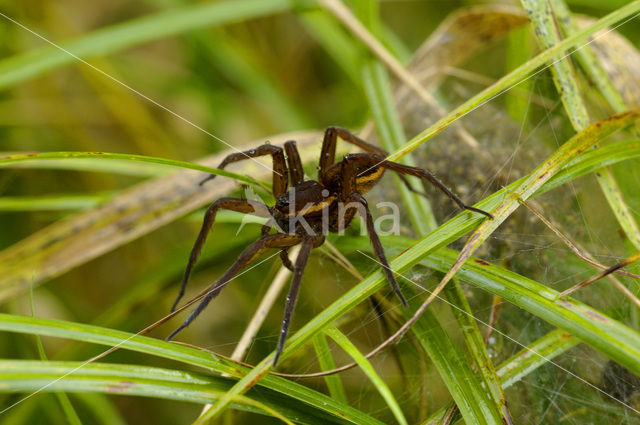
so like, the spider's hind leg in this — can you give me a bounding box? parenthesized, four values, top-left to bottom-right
(167, 233, 302, 342)
(172, 198, 272, 312)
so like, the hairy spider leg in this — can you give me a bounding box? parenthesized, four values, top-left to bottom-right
(167, 233, 303, 342)
(379, 160, 493, 219)
(171, 198, 272, 312)
(273, 236, 320, 366)
(319, 126, 387, 179)
(200, 144, 289, 197)
(284, 141, 304, 186)
(318, 127, 493, 218)
(336, 151, 409, 306)
(279, 248, 295, 272)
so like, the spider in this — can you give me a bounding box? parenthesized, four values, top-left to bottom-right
(166, 127, 492, 366)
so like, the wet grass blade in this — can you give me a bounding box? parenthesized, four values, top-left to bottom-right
(443, 281, 512, 423)
(423, 329, 579, 424)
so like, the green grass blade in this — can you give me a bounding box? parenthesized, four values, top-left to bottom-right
(407, 304, 504, 425)
(29, 283, 83, 425)
(423, 329, 579, 424)
(0, 194, 107, 211)
(0, 0, 295, 89)
(422, 247, 640, 378)
(551, 0, 628, 113)
(1, 156, 170, 176)
(542, 138, 640, 192)
(521, 0, 589, 129)
(524, 0, 640, 251)
(0, 314, 383, 425)
(0, 360, 333, 424)
(443, 281, 511, 422)
(324, 326, 408, 425)
(312, 333, 347, 404)
(362, 60, 437, 234)
(0, 152, 262, 187)
(385, 0, 640, 161)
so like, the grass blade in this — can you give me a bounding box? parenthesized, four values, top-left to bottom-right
(385, 1, 640, 161)
(0, 0, 294, 89)
(324, 326, 408, 425)
(0, 314, 384, 425)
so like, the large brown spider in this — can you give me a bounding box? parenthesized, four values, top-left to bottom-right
(166, 127, 492, 366)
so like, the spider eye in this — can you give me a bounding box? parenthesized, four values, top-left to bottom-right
(275, 198, 290, 209)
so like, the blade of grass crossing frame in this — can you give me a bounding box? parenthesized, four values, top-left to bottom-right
(0, 315, 383, 425)
(0, 361, 320, 425)
(312, 334, 347, 404)
(30, 283, 83, 425)
(520, 0, 590, 130)
(443, 281, 512, 423)
(423, 329, 579, 424)
(542, 138, 640, 193)
(523, 0, 640, 250)
(353, 0, 436, 234)
(0, 152, 263, 188)
(0, 194, 107, 212)
(408, 111, 640, 348)
(362, 61, 437, 234)
(323, 326, 408, 425)
(384, 1, 640, 161)
(550, 0, 628, 113)
(406, 302, 504, 425)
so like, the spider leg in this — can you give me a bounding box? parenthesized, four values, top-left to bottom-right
(319, 128, 490, 216)
(279, 249, 295, 272)
(318, 126, 387, 180)
(336, 154, 407, 306)
(348, 192, 408, 308)
(380, 160, 493, 218)
(200, 144, 289, 197)
(172, 197, 272, 312)
(284, 141, 304, 186)
(273, 237, 315, 366)
(167, 233, 302, 342)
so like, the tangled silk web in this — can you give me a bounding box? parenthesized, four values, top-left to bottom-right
(328, 65, 640, 423)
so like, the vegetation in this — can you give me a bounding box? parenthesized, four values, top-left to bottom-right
(1, 0, 640, 424)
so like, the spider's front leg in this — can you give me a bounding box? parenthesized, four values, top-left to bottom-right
(201, 144, 289, 197)
(379, 160, 493, 219)
(340, 154, 409, 308)
(171, 197, 272, 311)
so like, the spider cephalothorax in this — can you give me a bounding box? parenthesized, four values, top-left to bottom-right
(166, 127, 492, 366)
